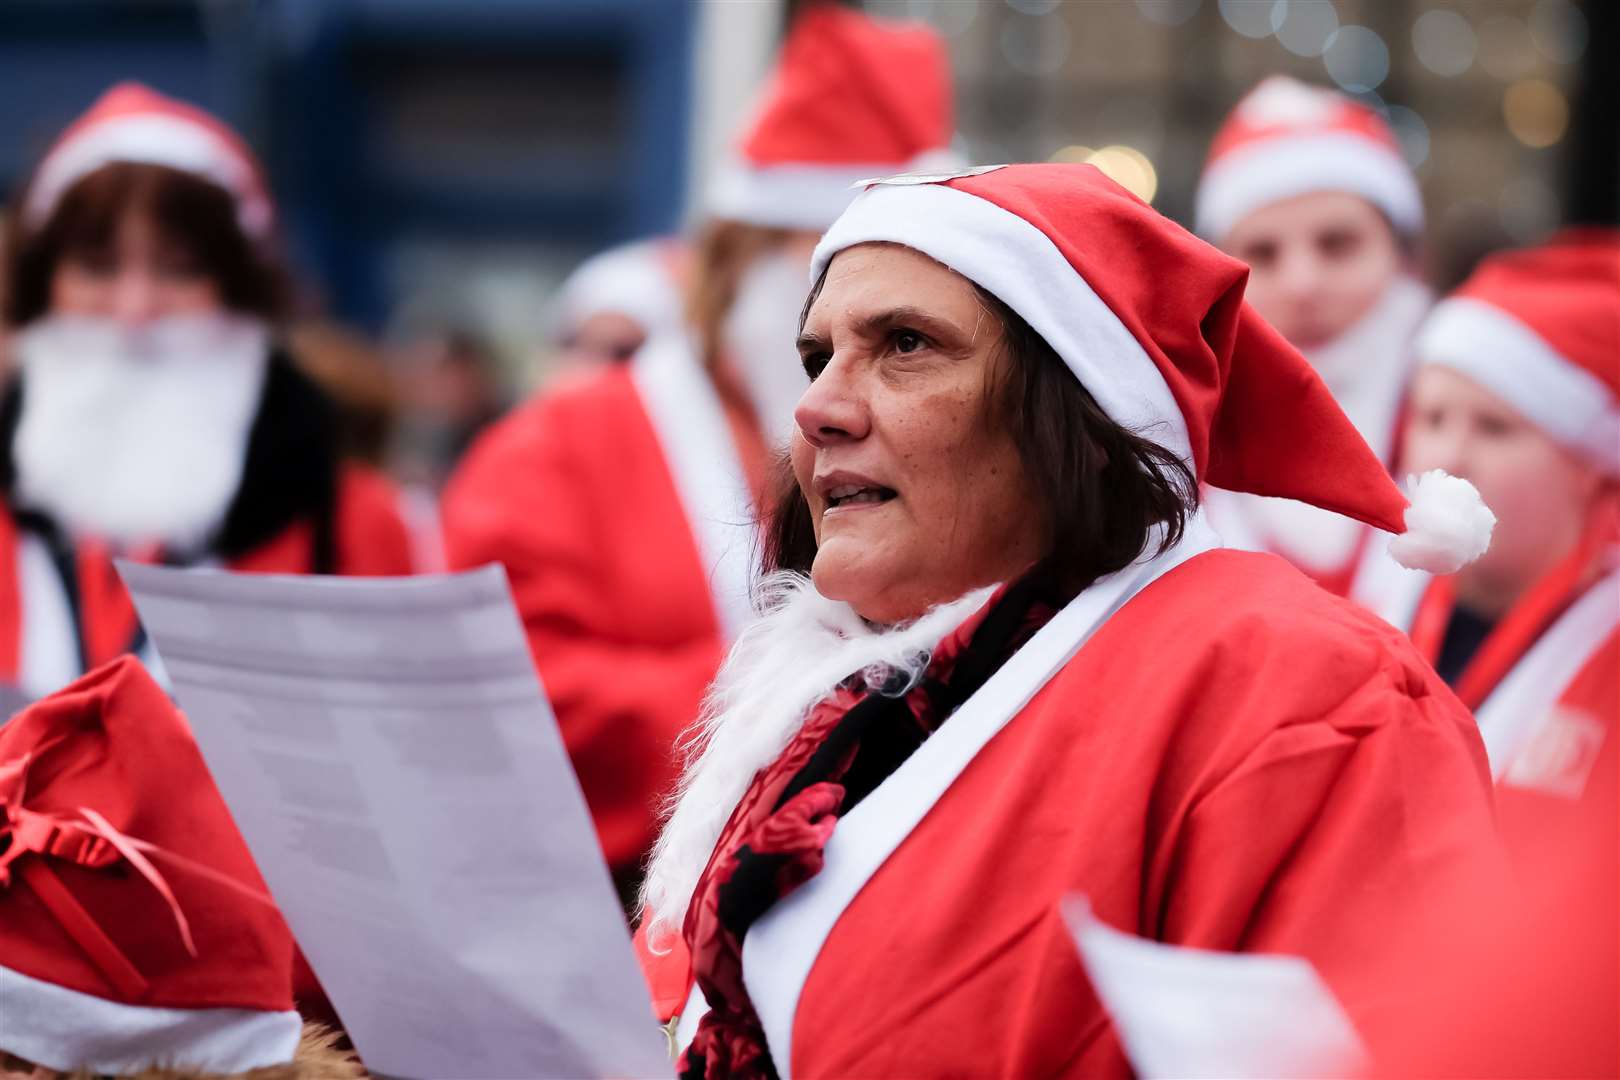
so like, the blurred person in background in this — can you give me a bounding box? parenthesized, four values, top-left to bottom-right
(1359, 231, 1617, 863)
(441, 3, 956, 906)
(549, 236, 689, 371)
(1195, 76, 1430, 597)
(0, 83, 415, 706)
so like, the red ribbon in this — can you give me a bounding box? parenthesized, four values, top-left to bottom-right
(0, 735, 277, 1000)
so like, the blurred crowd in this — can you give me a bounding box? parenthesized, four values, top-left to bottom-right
(0, 1, 1615, 1077)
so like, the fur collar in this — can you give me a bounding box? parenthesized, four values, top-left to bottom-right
(640, 573, 993, 947)
(1, 1024, 366, 1079)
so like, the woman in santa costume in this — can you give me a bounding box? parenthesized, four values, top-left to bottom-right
(1195, 76, 1432, 596)
(1359, 231, 1618, 867)
(637, 162, 1504, 1079)
(0, 657, 364, 1077)
(0, 83, 416, 711)
(441, 4, 956, 900)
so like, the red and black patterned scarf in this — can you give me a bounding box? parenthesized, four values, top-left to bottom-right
(678, 574, 1058, 1080)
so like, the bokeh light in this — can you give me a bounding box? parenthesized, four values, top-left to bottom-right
(1134, 0, 1202, 27)
(1323, 26, 1390, 94)
(1503, 78, 1570, 148)
(1529, 0, 1588, 65)
(1218, 0, 1280, 39)
(1085, 145, 1159, 204)
(868, 0, 982, 38)
(1049, 145, 1096, 164)
(1412, 10, 1477, 78)
(1385, 105, 1431, 169)
(1275, 1, 1339, 58)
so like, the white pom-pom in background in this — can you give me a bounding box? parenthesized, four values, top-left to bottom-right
(1388, 470, 1497, 574)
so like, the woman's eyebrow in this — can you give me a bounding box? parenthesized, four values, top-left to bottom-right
(852, 306, 964, 340)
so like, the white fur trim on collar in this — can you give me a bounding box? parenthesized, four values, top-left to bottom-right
(0, 961, 301, 1074)
(640, 574, 993, 946)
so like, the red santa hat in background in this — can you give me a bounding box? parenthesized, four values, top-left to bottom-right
(1196, 76, 1422, 242)
(23, 81, 273, 239)
(707, 4, 958, 232)
(812, 163, 1493, 573)
(0, 657, 302, 1075)
(554, 237, 690, 344)
(1414, 229, 1620, 476)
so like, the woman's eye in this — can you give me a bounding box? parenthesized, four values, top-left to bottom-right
(801, 354, 829, 380)
(1475, 414, 1514, 438)
(892, 329, 925, 354)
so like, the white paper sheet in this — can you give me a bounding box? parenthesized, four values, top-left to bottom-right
(1060, 896, 1366, 1079)
(119, 562, 670, 1080)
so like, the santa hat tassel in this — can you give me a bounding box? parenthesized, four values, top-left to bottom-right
(1388, 470, 1497, 574)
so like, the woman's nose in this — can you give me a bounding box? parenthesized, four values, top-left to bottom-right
(108, 269, 162, 326)
(794, 358, 870, 448)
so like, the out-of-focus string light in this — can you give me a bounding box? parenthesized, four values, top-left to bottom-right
(1412, 9, 1477, 77)
(1529, 0, 1588, 65)
(1049, 145, 1096, 164)
(1503, 78, 1569, 148)
(1323, 25, 1389, 94)
(1218, 0, 1280, 39)
(1085, 145, 1159, 204)
(1134, 0, 1201, 27)
(1385, 105, 1431, 169)
(1275, 0, 1338, 58)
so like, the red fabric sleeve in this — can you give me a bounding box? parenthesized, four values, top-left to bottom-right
(442, 392, 724, 871)
(1164, 672, 1507, 1036)
(332, 464, 416, 576)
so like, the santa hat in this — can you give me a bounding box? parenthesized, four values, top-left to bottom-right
(707, 4, 957, 232)
(23, 81, 273, 239)
(811, 163, 1493, 574)
(555, 238, 690, 344)
(0, 656, 302, 1075)
(1196, 76, 1422, 242)
(1414, 230, 1620, 476)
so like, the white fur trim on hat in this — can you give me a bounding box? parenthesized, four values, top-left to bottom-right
(0, 961, 302, 1074)
(1195, 130, 1423, 241)
(1416, 297, 1620, 476)
(24, 114, 271, 238)
(708, 148, 961, 231)
(810, 181, 1193, 467)
(1388, 470, 1497, 574)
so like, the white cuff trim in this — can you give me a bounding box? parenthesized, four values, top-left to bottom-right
(0, 961, 301, 1074)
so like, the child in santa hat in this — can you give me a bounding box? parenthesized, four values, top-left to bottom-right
(0, 657, 364, 1078)
(1195, 76, 1431, 596)
(441, 4, 957, 910)
(0, 83, 416, 711)
(1361, 230, 1618, 862)
(639, 161, 1503, 1078)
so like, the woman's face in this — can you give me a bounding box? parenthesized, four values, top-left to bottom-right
(790, 242, 1046, 624)
(1223, 191, 1402, 350)
(1401, 365, 1607, 612)
(49, 207, 223, 324)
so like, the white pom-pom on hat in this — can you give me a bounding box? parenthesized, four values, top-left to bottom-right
(1387, 470, 1497, 574)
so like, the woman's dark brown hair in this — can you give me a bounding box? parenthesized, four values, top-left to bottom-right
(762, 265, 1199, 605)
(4, 161, 291, 328)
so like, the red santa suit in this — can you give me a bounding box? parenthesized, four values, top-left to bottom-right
(1195, 77, 1430, 595)
(1358, 232, 1620, 873)
(640, 164, 1502, 1078)
(0, 84, 414, 713)
(442, 5, 956, 880)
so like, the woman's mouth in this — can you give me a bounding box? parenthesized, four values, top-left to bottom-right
(825, 484, 898, 511)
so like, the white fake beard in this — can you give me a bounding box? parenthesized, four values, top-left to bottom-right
(722, 249, 814, 451)
(640, 573, 993, 949)
(11, 313, 270, 551)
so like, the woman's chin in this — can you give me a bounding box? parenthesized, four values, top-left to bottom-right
(810, 547, 931, 625)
